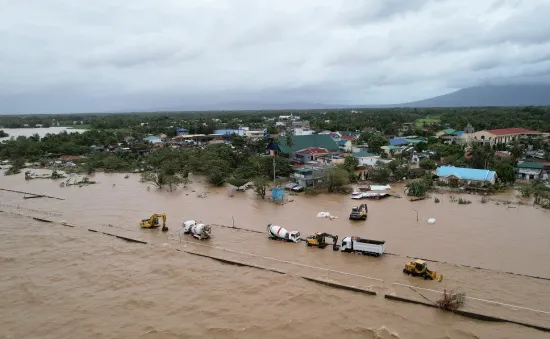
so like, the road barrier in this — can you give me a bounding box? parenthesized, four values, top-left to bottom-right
(384, 294, 550, 333)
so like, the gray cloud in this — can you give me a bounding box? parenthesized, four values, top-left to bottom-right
(0, 0, 549, 113)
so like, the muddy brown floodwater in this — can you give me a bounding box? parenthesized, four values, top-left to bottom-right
(1, 171, 550, 338)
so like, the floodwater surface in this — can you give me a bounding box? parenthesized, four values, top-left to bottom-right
(1, 171, 549, 338)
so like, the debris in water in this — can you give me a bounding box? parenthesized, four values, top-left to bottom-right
(317, 212, 338, 220)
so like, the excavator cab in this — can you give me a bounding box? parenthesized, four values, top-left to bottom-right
(415, 260, 427, 272)
(349, 204, 368, 220)
(306, 232, 340, 251)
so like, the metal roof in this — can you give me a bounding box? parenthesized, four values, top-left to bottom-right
(436, 166, 496, 181)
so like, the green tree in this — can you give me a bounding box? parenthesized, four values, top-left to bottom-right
(419, 158, 436, 170)
(253, 176, 268, 199)
(325, 167, 350, 193)
(359, 133, 388, 154)
(370, 162, 391, 183)
(509, 141, 524, 164)
(492, 162, 515, 183)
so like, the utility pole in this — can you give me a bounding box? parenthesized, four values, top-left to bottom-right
(273, 155, 276, 185)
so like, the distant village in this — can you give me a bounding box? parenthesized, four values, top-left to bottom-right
(128, 114, 550, 190)
(3, 112, 549, 192)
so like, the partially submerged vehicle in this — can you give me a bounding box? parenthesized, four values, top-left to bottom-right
(349, 204, 368, 220)
(305, 232, 340, 250)
(140, 213, 168, 232)
(341, 236, 385, 256)
(403, 259, 443, 281)
(267, 224, 301, 243)
(181, 220, 211, 240)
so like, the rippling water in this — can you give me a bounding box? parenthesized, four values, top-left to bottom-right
(1, 171, 549, 338)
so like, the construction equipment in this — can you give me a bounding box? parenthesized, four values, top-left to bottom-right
(180, 220, 211, 240)
(267, 224, 301, 243)
(403, 259, 443, 281)
(140, 213, 168, 232)
(306, 232, 340, 251)
(349, 204, 368, 220)
(341, 237, 385, 256)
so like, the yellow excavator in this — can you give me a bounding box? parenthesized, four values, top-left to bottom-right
(306, 232, 340, 251)
(349, 204, 368, 220)
(403, 259, 443, 281)
(140, 213, 168, 232)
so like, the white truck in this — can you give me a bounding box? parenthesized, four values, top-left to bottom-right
(180, 220, 212, 240)
(267, 224, 301, 243)
(340, 236, 385, 256)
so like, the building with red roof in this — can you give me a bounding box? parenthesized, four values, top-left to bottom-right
(463, 127, 543, 146)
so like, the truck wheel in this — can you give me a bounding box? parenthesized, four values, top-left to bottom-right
(403, 269, 407, 274)
(424, 275, 428, 280)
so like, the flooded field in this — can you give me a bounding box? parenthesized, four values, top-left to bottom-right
(1, 171, 550, 338)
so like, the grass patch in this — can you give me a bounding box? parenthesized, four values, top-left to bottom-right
(415, 116, 440, 129)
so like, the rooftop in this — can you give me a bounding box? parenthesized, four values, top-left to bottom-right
(389, 138, 409, 146)
(436, 166, 496, 182)
(486, 128, 541, 136)
(277, 134, 339, 154)
(516, 162, 544, 169)
(440, 128, 457, 135)
(353, 151, 377, 158)
(296, 147, 330, 155)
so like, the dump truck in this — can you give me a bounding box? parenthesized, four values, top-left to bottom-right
(267, 224, 301, 243)
(340, 236, 385, 256)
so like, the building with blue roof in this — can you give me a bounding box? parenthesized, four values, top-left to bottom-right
(436, 166, 497, 185)
(389, 138, 409, 146)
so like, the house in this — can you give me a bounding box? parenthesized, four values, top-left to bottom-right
(463, 128, 542, 146)
(293, 147, 330, 163)
(337, 139, 352, 152)
(292, 163, 333, 188)
(176, 128, 189, 136)
(329, 132, 342, 142)
(143, 136, 163, 144)
(516, 162, 548, 181)
(352, 151, 380, 167)
(381, 145, 405, 156)
(436, 166, 497, 185)
(436, 128, 457, 137)
(277, 134, 339, 155)
(389, 138, 409, 146)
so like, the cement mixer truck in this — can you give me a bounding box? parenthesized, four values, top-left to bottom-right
(180, 220, 212, 241)
(267, 224, 301, 243)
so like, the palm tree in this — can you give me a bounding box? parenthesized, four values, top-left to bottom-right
(509, 141, 524, 164)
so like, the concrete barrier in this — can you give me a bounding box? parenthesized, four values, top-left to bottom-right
(302, 277, 376, 296)
(32, 217, 53, 223)
(182, 250, 286, 274)
(384, 294, 550, 333)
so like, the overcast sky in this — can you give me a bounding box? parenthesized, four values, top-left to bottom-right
(1, 0, 550, 113)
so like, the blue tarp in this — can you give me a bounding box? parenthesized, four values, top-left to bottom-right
(271, 188, 285, 202)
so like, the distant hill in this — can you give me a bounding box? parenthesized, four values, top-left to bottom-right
(396, 85, 550, 108)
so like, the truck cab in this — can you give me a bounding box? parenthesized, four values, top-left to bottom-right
(341, 237, 353, 252)
(288, 231, 301, 242)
